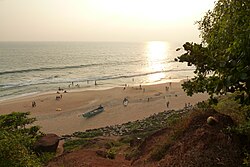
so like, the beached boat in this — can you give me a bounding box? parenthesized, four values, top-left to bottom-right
(82, 105, 104, 118)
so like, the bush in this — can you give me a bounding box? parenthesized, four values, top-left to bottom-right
(0, 131, 41, 167)
(106, 148, 116, 159)
(150, 143, 171, 161)
(0, 112, 44, 166)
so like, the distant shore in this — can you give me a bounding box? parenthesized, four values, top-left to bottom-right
(0, 81, 209, 135)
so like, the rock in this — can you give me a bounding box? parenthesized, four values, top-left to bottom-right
(207, 116, 218, 125)
(34, 133, 60, 153)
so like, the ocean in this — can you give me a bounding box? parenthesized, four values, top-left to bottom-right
(0, 41, 194, 101)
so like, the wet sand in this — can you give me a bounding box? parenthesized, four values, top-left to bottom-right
(0, 81, 209, 135)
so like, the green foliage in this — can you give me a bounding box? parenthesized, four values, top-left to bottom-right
(0, 112, 43, 167)
(234, 120, 250, 139)
(105, 140, 123, 148)
(63, 138, 90, 151)
(119, 136, 133, 144)
(166, 113, 181, 126)
(38, 152, 56, 164)
(150, 143, 171, 161)
(106, 148, 116, 159)
(214, 93, 249, 124)
(196, 100, 212, 110)
(176, 0, 250, 104)
(125, 148, 141, 160)
(0, 112, 37, 131)
(0, 131, 41, 167)
(243, 152, 250, 166)
(230, 119, 250, 166)
(72, 129, 103, 138)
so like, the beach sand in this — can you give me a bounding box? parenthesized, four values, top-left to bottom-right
(0, 81, 209, 135)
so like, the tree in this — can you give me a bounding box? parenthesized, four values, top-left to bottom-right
(176, 0, 250, 104)
(0, 112, 42, 167)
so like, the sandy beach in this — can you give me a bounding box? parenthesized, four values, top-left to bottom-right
(0, 81, 209, 135)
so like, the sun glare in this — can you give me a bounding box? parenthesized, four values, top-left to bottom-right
(147, 41, 167, 61)
(146, 41, 168, 82)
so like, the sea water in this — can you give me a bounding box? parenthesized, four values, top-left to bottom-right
(0, 41, 194, 101)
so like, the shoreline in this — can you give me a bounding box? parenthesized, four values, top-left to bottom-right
(0, 81, 209, 135)
(0, 79, 185, 102)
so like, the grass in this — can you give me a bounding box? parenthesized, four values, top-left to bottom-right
(106, 148, 116, 159)
(72, 129, 103, 138)
(38, 152, 56, 164)
(125, 148, 141, 160)
(213, 93, 248, 124)
(150, 142, 171, 161)
(63, 138, 91, 151)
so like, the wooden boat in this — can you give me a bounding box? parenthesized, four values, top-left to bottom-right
(82, 105, 104, 118)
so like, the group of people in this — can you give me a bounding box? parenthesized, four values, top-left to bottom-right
(68, 82, 81, 88)
(56, 86, 69, 100)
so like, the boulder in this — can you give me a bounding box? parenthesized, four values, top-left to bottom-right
(207, 116, 218, 126)
(34, 133, 60, 153)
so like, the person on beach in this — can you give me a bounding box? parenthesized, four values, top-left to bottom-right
(166, 101, 170, 108)
(56, 95, 61, 100)
(123, 98, 129, 106)
(95, 80, 97, 85)
(165, 86, 169, 91)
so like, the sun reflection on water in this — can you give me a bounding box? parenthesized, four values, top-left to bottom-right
(146, 41, 169, 82)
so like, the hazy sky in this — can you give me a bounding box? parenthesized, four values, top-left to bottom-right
(0, 0, 216, 42)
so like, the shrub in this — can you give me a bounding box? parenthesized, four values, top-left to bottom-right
(150, 142, 171, 161)
(0, 112, 44, 166)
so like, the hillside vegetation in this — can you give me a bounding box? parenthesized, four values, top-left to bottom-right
(47, 96, 250, 167)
